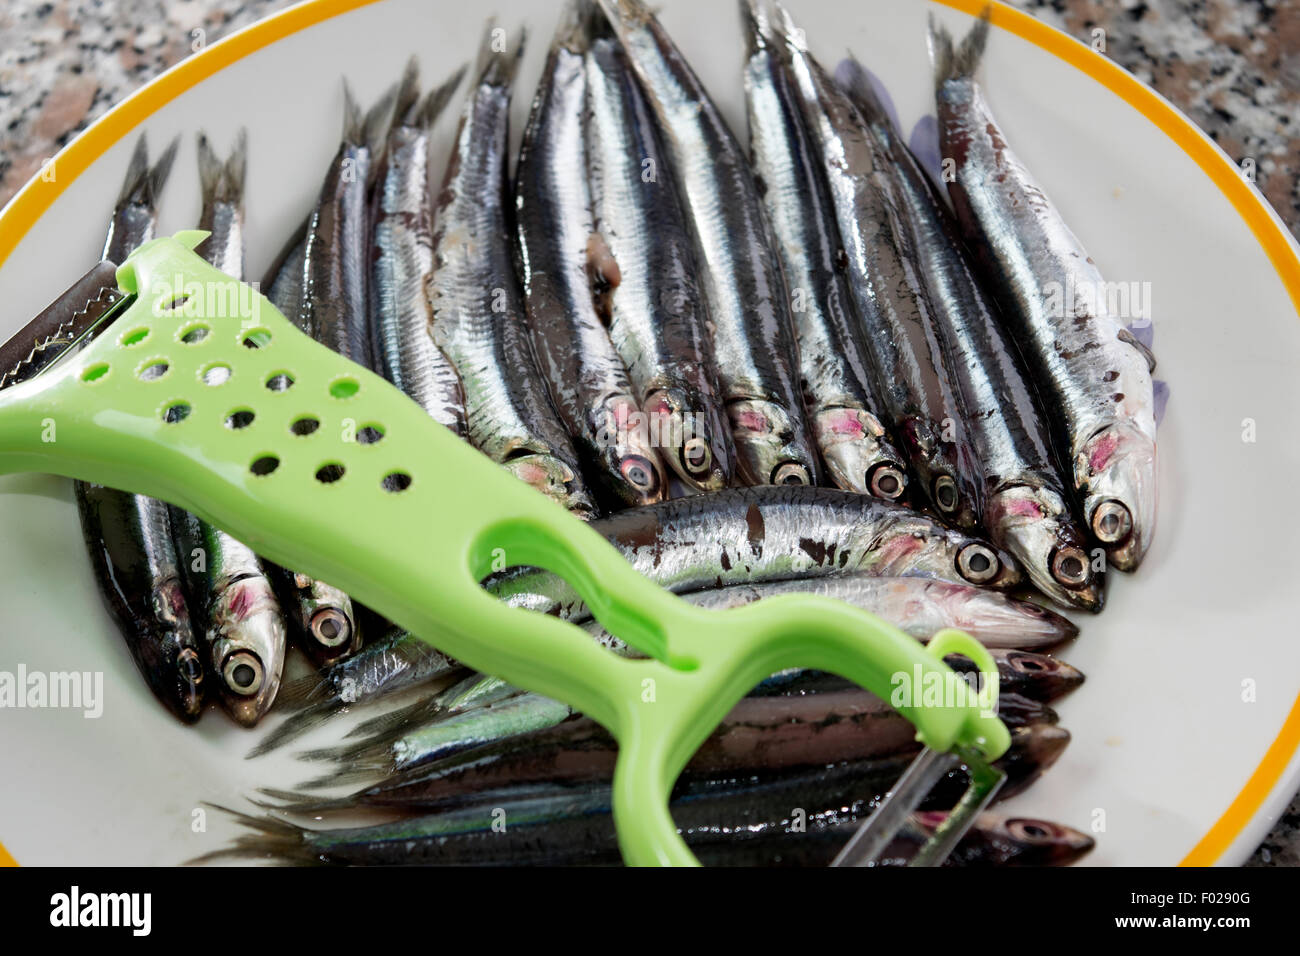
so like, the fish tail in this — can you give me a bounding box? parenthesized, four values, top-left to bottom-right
(251, 787, 356, 813)
(770, 2, 806, 54)
(418, 64, 467, 129)
(474, 18, 527, 88)
(147, 134, 181, 204)
(277, 669, 332, 709)
(196, 132, 224, 202)
(341, 79, 365, 145)
(929, 6, 989, 88)
(393, 55, 422, 127)
(185, 805, 320, 865)
(597, 0, 652, 30)
(836, 56, 894, 132)
(244, 699, 340, 758)
(114, 134, 151, 206)
(554, 0, 590, 53)
(363, 83, 400, 160)
(298, 763, 386, 790)
(223, 128, 248, 203)
(344, 695, 441, 739)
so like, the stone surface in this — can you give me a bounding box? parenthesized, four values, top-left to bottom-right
(0, 0, 1296, 866)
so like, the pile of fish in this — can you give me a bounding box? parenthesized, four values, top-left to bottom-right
(81, 0, 1162, 866)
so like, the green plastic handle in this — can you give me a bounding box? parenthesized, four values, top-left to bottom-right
(0, 236, 1010, 865)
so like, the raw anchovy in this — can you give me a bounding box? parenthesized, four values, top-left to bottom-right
(429, 23, 596, 516)
(201, 723, 1066, 865)
(171, 511, 285, 726)
(245, 625, 460, 758)
(584, 17, 733, 492)
(169, 132, 287, 726)
(777, 15, 981, 527)
(299, 81, 393, 364)
(264, 220, 308, 326)
(78, 484, 204, 723)
(741, 3, 907, 501)
(297, 691, 575, 785)
(487, 486, 1021, 621)
(277, 686, 1054, 811)
(78, 134, 202, 723)
(370, 61, 468, 437)
(839, 58, 1103, 612)
(598, 0, 819, 487)
(931, 13, 1157, 570)
(515, 7, 666, 508)
(643, 576, 1075, 649)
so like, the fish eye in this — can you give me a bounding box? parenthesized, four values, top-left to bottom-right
(956, 543, 998, 584)
(222, 651, 265, 696)
(310, 608, 352, 649)
(621, 456, 659, 493)
(177, 647, 204, 682)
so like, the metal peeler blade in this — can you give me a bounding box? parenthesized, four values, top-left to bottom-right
(0, 261, 127, 391)
(831, 744, 1006, 867)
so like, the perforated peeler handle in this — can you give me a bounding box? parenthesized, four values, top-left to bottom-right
(0, 236, 1010, 865)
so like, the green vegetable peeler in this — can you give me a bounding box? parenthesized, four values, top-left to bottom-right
(0, 234, 1010, 866)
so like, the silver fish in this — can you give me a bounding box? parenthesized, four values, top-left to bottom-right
(515, 7, 666, 508)
(931, 13, 1157, 571)
(299, 80, 394, 364)
(370, 60, 468, 438)
(78, 135, 202, 723)
(598, 0, 819, 487)
(485, 485, 1021, 620)
(584, 14, 734, 492)
(839, 57, 1103, 612)
(595, 574, 1076, 650)
(741, 2, 907, 502)
(429, 22, 596, 517)
(777, 12, 982, 528)
(169, 132, 290, 725)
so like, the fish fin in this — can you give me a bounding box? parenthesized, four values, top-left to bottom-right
(344, 694, 442, 739)
(363, 83, 400, 161)
(276, 668, 331, 710)
(1117, 327, 1157, 372)
(341, 79, 365, 145)
(770, 2, 806, 54)
(554, 0, 591, 53)
(418, 64, 467, 129)
(298, 765, 385, 790)
(835, 56, 896, 134)
(393, 55, 422, 127)
(114, 134, 151, 206)
(195, 132, 224, 202)
(929, 6, 990, 88)
(251, 788, 356, 813)
(223, 128, 248, 204)
(474, 18, 527, 88)
(596, 0, 654, 30)
(146, 134, 181, 204)
(183, 805, 319, 866)
(244, 699, 341, 758)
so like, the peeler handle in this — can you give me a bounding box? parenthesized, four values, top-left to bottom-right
(0, 236, 1009, 865)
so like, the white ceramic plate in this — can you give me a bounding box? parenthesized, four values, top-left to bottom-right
(2, 0, 1298, 867)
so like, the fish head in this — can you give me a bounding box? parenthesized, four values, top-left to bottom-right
(589, 397, 667, 507)
(210, 579, 286, 727)
(917, 812, 1094, 866)
(644, 387, 730, 492)
(986, 483, 1104, 612)
(148, 580, 205, 723)
(502, 452, 598, 518)
(1075, 420, 1157, 572)
(925, 581, 1077, 648)
(999, 723, 1071, 799)
(812, 406, 908, 501)
(997, 650, 1085, 701)
(293, 582, 360, 668)
(727, 397, 817, 486)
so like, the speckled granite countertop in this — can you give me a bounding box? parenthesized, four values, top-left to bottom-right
(0, 0, 1297, 866)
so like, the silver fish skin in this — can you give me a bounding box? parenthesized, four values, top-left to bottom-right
(299, 82, 392, 366)
(170, 132, 290, 725)
(776, 14, 981, 529)
(80, 135, 202, 723)
(931, 14, 1157, 571)
(515, 9, 666, 508)
(429, 23, 596, 518)
(264, 222, 308, 330)
(741, 3, 907, 502)
(839, 59, 1104, 613)
(597, 575, 1076, 650)
(370, 62, 468, 438)
(485, 485, 1021, 622)
(597, 0, 819, 488)
(584, 24, 734, 493)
